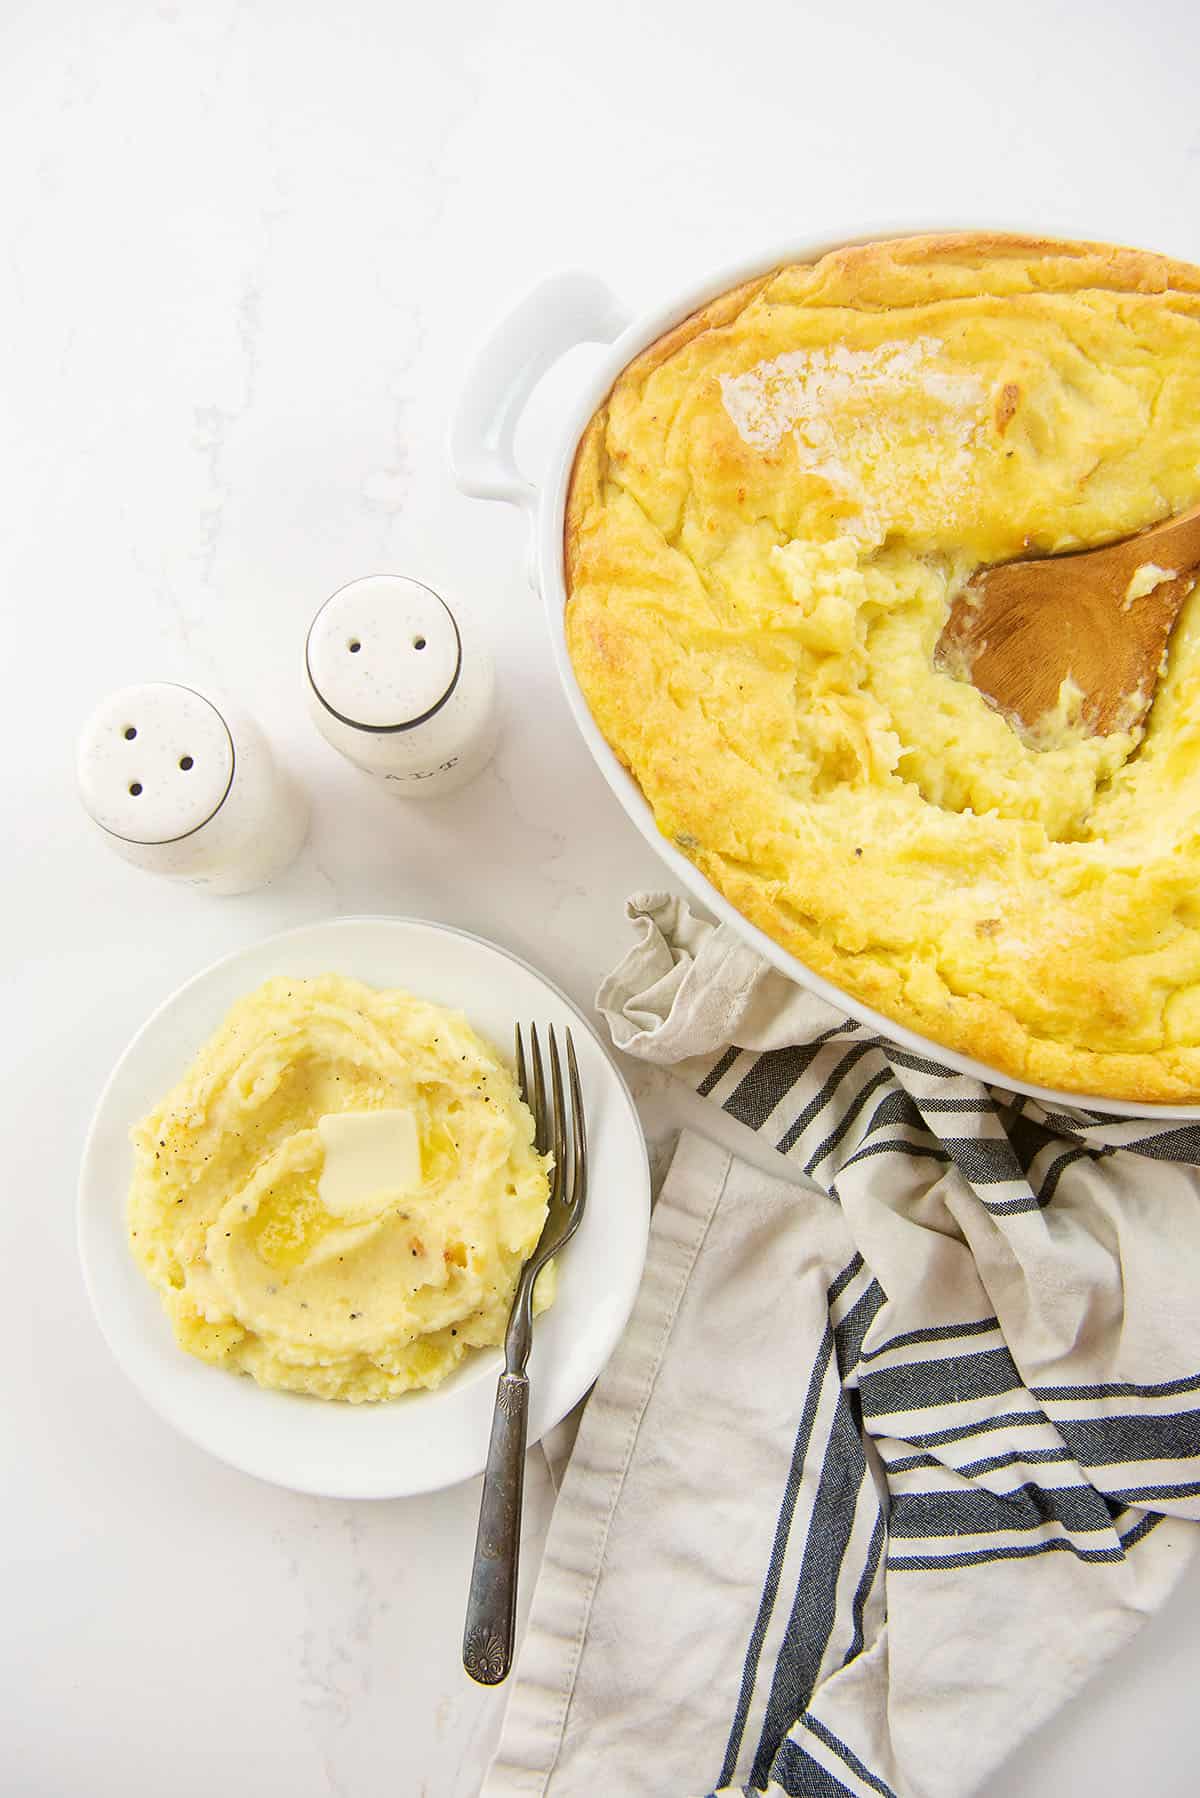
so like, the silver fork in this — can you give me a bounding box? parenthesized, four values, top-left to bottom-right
(462, 1023, 589, 1686)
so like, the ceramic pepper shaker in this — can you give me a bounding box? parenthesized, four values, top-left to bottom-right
(76, 682, 308, 894)
(305, 575, 497, 796)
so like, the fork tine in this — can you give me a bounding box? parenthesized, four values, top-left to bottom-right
(566, 1030, 587, 1213)
(547, 1026, 567, 1204)
(514, 1023, 527, 1102)
(528, 1023, 547, 1154)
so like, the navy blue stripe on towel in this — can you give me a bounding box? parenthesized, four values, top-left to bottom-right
(1056, 1410, 1200, 1468)
(723, 1031, 852, 1132)
(776, 1044, 880, 1157)
(858, 1317, 1000, 1365)
(802, 1715, 899, 1798)
(842, 1511, 886, 1668)
(888, 1481, 1116, 1540)
(715, 1320, 839, 1789)
(749, 1382, 871, 1789)
(773, 1737, 857, 1798)
(859, 1345, 1023, 1419)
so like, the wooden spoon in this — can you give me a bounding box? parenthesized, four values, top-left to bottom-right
(935, 502, 1200, 737)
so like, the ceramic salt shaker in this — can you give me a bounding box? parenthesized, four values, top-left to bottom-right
(77, 683, 308, 894)
(305, 575, 497, 796)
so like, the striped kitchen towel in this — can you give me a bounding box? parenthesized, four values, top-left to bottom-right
(484, 894, 1200, 1798)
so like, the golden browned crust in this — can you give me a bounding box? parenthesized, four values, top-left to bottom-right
(565, 272, 775, 587)
(563, 233, 1200, 1100)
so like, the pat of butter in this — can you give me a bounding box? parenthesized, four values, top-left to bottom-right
(1123, 562, 1176, 609)
(317, 1109, 421, 1219)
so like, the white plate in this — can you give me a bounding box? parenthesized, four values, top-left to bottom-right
(78, 916, 650, 1499)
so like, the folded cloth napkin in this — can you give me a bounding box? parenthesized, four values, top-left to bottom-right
(485, 895, 1200, 1798)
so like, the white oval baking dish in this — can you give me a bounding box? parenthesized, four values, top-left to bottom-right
(450, 229, 1200, 1118)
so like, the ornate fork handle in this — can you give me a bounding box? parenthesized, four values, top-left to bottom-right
(462, 1370, 529, 1684)
(462, 1024, 587, 1688)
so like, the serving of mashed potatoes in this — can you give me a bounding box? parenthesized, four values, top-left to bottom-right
(128, 975, 552, 1402)
(565, 233, 1200, 1100)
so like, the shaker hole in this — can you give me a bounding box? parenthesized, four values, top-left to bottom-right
(179, 755, 194, 771)
(413, 636, 426, 651)
(348, 639, 362, 654)
(124, 727, 137, 740)
(129, 782, 143, 796)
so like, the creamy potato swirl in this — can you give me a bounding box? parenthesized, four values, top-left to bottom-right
(128, 975, 552, 1401)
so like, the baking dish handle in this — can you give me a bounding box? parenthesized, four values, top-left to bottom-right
(450, 270, 631, 512)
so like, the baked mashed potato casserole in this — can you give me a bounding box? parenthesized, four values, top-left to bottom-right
(565, 233, 1200, 1101)
(128, 976, 552, 1401)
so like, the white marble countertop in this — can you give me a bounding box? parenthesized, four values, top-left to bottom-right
(5, 2, 1200, 1792)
